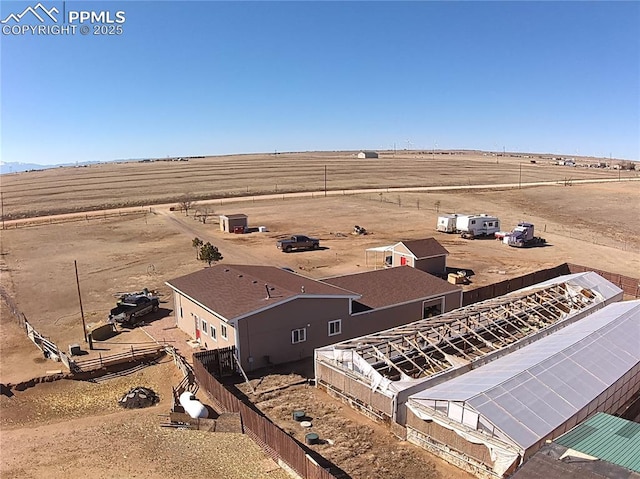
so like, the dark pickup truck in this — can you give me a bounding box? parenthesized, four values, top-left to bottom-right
(276, 235, 320, 253)
(109, 293, 159, 327)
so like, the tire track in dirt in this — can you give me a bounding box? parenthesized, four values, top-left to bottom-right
(5, 177, 638, 228)
(155, 210, 269, 266)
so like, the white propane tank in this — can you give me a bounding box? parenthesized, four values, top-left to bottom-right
(179, 391, 209, 419)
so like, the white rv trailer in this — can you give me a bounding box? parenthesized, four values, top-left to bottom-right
(436, 214, 464, 233)
(456, 214, 500, 237)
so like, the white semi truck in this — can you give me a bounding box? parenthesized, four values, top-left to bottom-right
(507, 223, 546, 247)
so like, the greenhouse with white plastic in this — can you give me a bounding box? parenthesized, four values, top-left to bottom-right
(406, 299, 640, 477)
(314, 272, 639, 477)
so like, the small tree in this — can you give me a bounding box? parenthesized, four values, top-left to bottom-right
(434, 200, 441, 213)
(192, 237, 203, 259)
(197, 205, 213, 224)
(179, 194, 196, 216)
(199, 242, 223, 266)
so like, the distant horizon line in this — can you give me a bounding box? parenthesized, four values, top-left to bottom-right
(1, 148, 636, 173)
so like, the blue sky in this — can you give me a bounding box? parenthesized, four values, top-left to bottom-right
(1, 1, 639, 165)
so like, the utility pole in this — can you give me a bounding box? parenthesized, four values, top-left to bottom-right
(519, 162, 522, 189)
(74, 260, 88, 343)
(1, 191, 4, 230)
(324, 165, 327, 197)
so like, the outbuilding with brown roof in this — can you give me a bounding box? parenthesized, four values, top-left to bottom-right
(390, 238, 449, 275)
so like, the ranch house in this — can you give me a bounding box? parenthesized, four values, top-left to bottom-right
(166, 264, 462, 371)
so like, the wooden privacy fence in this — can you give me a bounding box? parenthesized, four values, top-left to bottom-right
(566, 263, 640, 298)
(193, 349, 339, 479)
(462, 264, 569, 306)
(462, 263, 640, 306)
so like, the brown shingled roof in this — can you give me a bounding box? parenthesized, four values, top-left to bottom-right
(399, 238, 449, 259)
(166, 264, 358, 321)
(322, 266, 460, 310)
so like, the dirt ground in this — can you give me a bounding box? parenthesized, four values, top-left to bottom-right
(235, 369, 473, 479)
(0, 358, 289, 479)
(2, 181, 638, 359)
(1, 160, 638, 479)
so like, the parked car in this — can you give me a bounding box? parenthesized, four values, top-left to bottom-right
(109, 292, 159, 327)
(276, 235, 320, 253)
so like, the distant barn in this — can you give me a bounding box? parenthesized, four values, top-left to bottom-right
(357, 151, 379, 159)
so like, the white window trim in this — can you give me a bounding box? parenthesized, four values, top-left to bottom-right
(328, 319, 342, 337)
(291, 327, 306, 344)
(201, 319, 208, 336)
(210, 325, 217, 341)
(221, 323, 228, 340)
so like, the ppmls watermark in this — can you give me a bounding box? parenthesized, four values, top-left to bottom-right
(1, 2, 126, 36)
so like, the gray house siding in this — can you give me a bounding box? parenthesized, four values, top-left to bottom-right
(237, 297, 350, 371)
(236, 290, 462, 371)
(352, 291, 460, 327)
(414, 257, 447, 276)
(237, 291, 462, 371)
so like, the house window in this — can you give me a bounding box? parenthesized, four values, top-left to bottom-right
(179, 307, 183, 318)
(423, 300, 442, 319)
(328, 319, 342, 336)
(201, 320, 208, 335)
(221, 323, 228, 340)
(291, 328, 306, 344)
(210, 325, 217, 341)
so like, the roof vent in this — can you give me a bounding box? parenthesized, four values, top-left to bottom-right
(238, 274, 243, 278)
(265, 284, 271, 299)
(252, 280, 258, 284)
(301, 285, 305, 293)
(224, 269, 230, 272)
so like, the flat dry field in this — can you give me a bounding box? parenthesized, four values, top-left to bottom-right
(1, 150, 636, 218)
(1, 151, 639, 479)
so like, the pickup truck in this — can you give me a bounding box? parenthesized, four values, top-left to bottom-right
(108, 293, 159, 327)
(276, 235, 320, 253)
